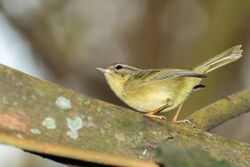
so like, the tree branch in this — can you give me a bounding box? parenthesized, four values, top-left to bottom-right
(0, 64, 249, 167)
(188, 89, 250, 131)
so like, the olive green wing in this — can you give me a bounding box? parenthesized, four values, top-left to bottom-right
(124, 69, 207, 91)
(141, 69, 207, 83)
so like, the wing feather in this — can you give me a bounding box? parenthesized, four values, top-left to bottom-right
(142, 69, 207, 83)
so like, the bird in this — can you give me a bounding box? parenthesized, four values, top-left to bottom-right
(97, 45, 243, 122)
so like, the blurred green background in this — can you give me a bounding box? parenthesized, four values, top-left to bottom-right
(0, 0, 249, 166)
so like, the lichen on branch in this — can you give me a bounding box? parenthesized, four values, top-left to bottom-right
(0, 64, 249, 167)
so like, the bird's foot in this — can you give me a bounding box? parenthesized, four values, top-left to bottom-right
(172, 119, 191, 124)
(145, 113, 166, 120)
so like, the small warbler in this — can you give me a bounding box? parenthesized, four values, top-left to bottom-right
(97, 45, 243, 122)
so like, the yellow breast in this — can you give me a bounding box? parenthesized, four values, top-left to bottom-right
(106, 73, 200, 113)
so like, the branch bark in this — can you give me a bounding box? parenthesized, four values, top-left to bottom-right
(0, 64, 249, 167)
(188, 89, 250, 131)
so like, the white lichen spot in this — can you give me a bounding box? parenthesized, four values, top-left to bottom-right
(66, 116, 84, 130)
(96, 107, 101, 112)
(115, 133, 125, 142)
(16, 133, 24, 139)
(30, 128, 41, 134)
(66, 115, 95, 140)
(55, 96, 72, 110)
(42, 117, 57, 129)
(66, 130, 79, 139)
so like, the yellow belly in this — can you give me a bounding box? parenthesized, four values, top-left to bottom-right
(121, 78, 199, 113)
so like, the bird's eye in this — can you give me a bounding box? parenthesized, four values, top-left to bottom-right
(115, 65, 123, 70)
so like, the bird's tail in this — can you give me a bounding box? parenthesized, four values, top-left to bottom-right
(193, 45, 243, 74)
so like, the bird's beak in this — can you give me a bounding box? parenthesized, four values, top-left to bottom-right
(96, 67, 111, 74)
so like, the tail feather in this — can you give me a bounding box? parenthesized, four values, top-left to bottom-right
(193, 45, 243, 74)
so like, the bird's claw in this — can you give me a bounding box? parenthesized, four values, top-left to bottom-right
(173, 119, 191, 124)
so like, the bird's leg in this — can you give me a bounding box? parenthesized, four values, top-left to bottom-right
(172, 104, 191, 123)
(172, 104, 183, 122)
(145, 98, 173, 120)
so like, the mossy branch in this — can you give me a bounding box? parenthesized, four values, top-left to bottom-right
(188, 89, 250, 131)
(0, 64, 249, 167)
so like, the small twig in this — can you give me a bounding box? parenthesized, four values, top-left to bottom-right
(188, 89, 250, 131)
